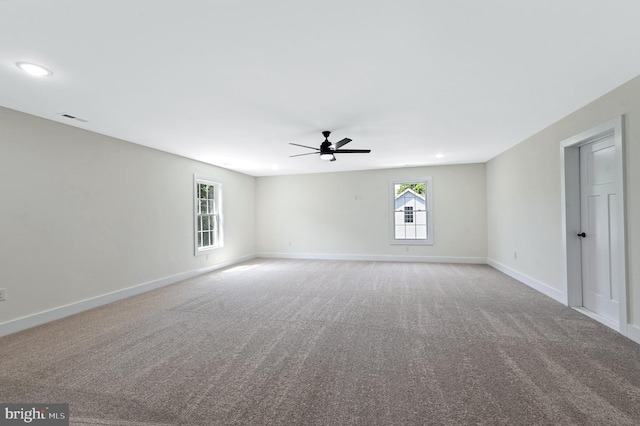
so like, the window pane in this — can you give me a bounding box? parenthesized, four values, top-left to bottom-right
(197, 232, 202, 247)
(406, 226, 416, 239)
(394, 211, 404, 225)
(203, 231, 210, 247)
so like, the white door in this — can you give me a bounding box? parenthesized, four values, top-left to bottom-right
(579, 135, 620, 324)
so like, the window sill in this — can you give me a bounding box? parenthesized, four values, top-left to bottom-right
(195, 245, 223, 256)
(390, 240, 433, 246)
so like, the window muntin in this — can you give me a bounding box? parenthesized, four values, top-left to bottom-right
(391, 178, 433, 245)
(404, 206, 414, 223)
(194, 176, 223, 254)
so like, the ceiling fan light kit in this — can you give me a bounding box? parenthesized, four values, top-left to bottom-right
(290, 131, 371, 162)
(320, 153, 335, 161)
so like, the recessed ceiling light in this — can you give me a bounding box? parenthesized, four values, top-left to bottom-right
(16, 62, 52, 77)
(435, 153, 446, 159)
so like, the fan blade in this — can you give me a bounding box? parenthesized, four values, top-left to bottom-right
(289, 143, 319, 150)
(332, 138, 352, 150)
(330, 156, 337, 162)
(333, 149, 371, 154)
(290, 152, 319, 157)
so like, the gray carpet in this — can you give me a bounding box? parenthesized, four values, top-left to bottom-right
(2, 259, 640, 425)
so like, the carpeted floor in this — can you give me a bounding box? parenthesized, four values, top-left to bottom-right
(2, 259, 640, 425)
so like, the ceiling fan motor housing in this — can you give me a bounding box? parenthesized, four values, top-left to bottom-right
(320, 141, 333, 153)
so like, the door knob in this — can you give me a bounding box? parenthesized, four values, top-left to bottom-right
(577, 232, 586, 238)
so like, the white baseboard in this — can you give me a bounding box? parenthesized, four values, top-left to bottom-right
(0, 254, 256, 338)
(487, 258, 566, 304)
(626, 324, 640, 345)
(572, 307, 619, 331)
(258, 252, 487, 264)
(486, 261, 640, 346)
(573, 308, 640, 344)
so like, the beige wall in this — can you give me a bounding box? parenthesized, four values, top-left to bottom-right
(3, 74, 639, 337)
(256, 164, 487, 261)
(487, 75, 640, 326)
(0, 107, 256, 326)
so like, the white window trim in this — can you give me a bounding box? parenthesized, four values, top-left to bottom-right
(194, 174, 224, 256)
(389, 177, 433, 245)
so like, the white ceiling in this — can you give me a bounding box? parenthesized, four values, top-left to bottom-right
(2, 1, 640, 177)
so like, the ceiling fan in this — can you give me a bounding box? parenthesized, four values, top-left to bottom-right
(289, 131, 371, 162)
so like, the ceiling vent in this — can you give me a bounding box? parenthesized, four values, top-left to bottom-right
(59, 113, 88, 123)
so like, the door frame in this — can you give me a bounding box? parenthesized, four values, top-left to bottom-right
(560, 116, 628, 333)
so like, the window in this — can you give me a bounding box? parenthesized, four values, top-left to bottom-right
(404, 206, 414, 223)
(194, 175, 223, 255)
(391, 178, 433, 245)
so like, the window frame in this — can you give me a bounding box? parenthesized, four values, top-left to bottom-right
(390, 177, 433, 245)
(194, 174, 223, 255)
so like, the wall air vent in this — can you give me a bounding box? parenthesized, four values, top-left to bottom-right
(59, 113, 88, 123)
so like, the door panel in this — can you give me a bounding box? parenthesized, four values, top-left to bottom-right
(580, 136, 619, 324)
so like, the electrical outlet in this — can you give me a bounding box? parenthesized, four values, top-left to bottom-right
(0, 288, 5, 302)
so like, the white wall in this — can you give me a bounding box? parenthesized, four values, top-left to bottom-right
(0, 107, 256, 330)
(487, 75, 640, 328)
(5, 74, 639, 338)
(256, 164, 487, 262)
